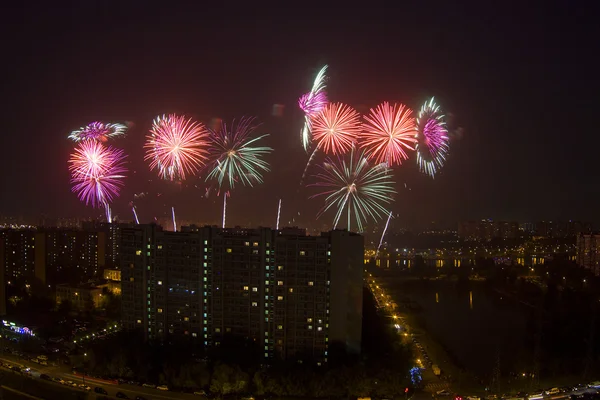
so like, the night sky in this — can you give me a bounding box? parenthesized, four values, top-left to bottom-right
(1, 2, 598, 230)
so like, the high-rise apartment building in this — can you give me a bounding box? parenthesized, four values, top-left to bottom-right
(120, 224, 363, 363)
(0, 228, 107, 285)
(577, 234, 600, 276)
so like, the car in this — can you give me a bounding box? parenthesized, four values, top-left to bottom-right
(116, 392, 130, 399)
(194, 390, 207, 396)
(529, 392, 544, 400)
(157, 385, 169, 391)
(546, 388, 561, 395)
(142, 383, 156, 388)
(437, 390, 452, 396)
(589, 382, 600, 389)
(78, 384, 91, 391)
(135, 397, 147, 400)
(94, 387, 108, 394)
(40, 374, 51, 381)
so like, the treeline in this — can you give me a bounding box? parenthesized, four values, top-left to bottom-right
(74, 288, 413, 397)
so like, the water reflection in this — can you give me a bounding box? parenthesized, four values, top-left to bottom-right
(389, 281, 530, 376)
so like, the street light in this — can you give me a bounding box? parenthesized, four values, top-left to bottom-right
(83, 353, 87, 386)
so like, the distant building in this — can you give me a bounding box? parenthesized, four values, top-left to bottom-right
(120, 225, 364, 363)
(576, 234, 600, 275)
(536, 221, 591, 238)
(458, 220, 519, 241)
(56, 282, 108, 310)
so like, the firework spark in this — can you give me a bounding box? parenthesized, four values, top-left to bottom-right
(309, 148, 396, 232)
(205, 117, 272, 190)
(299, 65, 329, 152)
(360, 102, 417, 166)
(68, 122, 128, 143)
(68, 140, 127, 210)
(311, 102, 361, 155)
(145, 114, 209, 181)
(416, 98, 449, 178)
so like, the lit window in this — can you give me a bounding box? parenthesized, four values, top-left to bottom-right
(215, 328, 221, 333)
(252, 302, 258, 307)
(192, 332, 197, 337)
(157, 245, 163, 250)
(307, 317, 312, 323)
(308, 325, 312, 330)
(226, 248, 232, 253)
(137, 319, 141, 324)
(158, 281, 162, 285)
(318, 319, 322, 324)
(277, 325, 283, 330)
(300, 250, 305, 256)
(308, 281, 314, 286)
(184, 317, 189, 322)
(135, 250, 142, 256)
(253, 242, 259, 247)
(289, 288, 294, 293)
(243, 286, 249, 291)
(277, 281, 283, 286)
(252, 287, 258, 292)
(158, 308, 163, 313)
(278, 265, 284, 271)
(277, 296, 283, 301)
(317, 327, 322, 331)
(245, 242, 250, 246)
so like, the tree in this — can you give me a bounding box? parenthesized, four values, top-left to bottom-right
(210, 363, 249, 395)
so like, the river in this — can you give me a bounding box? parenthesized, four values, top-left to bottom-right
(382, 277, 534, 378)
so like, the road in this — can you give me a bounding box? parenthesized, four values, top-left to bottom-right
(0, 354, 203, 400)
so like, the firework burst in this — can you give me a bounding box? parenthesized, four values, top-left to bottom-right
(206, 117, 272, 190)
(299, 65, 329, 152)
(68, 140, 127, 208)
(311, 102, 361, 155)
(416, 98, 449, 178)
(69, 122, 128, 143)
(309, 148, 396, 232)
(360, 102, 417, 166)
(145, 114, 210, 181)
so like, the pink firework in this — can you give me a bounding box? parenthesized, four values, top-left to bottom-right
(359, 102, 417, 166)
(298, 91, 328, 117)
(69, 140, 127, 208)
(145, 114, 210, 181)
(68, 121, 127, 143)
(310, 102, 361, 155)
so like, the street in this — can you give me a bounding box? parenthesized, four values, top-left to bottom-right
(0, 354, 204, 400)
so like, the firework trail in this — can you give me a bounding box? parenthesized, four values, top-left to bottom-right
(276, 199, 282, 230)
(309, 148, 396, 232)
(69, 122, 127, 143)
(299, 147, 319, 185)
(68, 140, 127, 220)
(299, 65, 328, 152)
(376, 211, 393, 257)
(106, 204, 112, 223)
(172, 206, 177, 232)
(145, 114, 210, 181)
(311, 102, 361, 155)
(416, 97, 449, 178)
(360, 102, 417, 166)
(222, 192, 230, 229)
(206, 117, 272, 189)
(132, 206, 140, 224)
